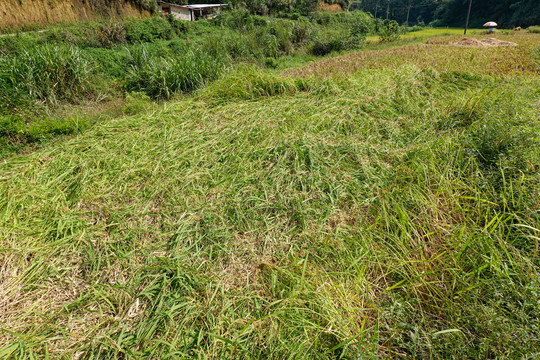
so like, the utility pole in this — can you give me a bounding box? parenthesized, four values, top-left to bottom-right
(464, 0, 473, 35)
(405, 0, 412, 31)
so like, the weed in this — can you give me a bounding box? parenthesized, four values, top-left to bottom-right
(124, 46, 224, 99)
(0, 44, 95, 113)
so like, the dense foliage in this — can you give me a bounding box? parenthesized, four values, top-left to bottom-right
(161, 0, 539, 28)
(165, 0, 353, 15)
(354, 0, 540, 28)
(437, 0, 540, 28)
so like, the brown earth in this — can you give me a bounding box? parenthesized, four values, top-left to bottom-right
(318, 2, 343, 12)
(444, 37, 519, 47)
(0, 0, 150, 30)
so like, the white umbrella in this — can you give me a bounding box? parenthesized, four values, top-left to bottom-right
(483, 21, 498, 27)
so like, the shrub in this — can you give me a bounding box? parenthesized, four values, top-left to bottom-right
(309, 33, 350, 56)
(124, 46, 224, 99)
(527, 25, 540, 33)
(125, 16, 177, 43)
(166, 14, 190, 35)
(378, 19, 400, 42)
(0, 45, 95, 114)
(407, 25, 424, 32)
(290, 21, 313, 45)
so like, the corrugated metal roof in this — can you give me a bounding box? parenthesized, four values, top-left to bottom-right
(184, 4, 228, 9)
(157, 2, 228, 9)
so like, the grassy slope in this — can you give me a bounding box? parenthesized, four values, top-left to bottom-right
(1, 35, 540, 358)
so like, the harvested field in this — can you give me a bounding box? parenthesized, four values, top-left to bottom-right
(284, 34, 540, 78)
(448, 37, 518, 47)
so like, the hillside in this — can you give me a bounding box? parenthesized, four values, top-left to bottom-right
(0, 0, 151, 30)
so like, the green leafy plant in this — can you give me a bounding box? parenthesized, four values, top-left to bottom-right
(124, 46, 224, 99)
(0, 44, 95, 113)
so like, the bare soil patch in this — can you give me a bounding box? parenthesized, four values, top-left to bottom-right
(444, 37, 518, 47)
(318, 2, 343, 11)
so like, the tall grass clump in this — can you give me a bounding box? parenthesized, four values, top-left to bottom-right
(308, 12, 371, 55)
(0, 44, 95, 114)
(203, 31, 262, 61)
(124, 46, 225, 99)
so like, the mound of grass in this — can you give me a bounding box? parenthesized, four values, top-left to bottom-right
(198, 66, 310, 104)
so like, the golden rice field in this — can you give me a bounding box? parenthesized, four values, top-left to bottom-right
(286, 33, 540, 78)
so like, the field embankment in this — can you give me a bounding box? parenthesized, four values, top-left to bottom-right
(0, 0, 150, 30)
(0, 31, 540, 358)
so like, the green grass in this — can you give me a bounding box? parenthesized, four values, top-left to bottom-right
(366, 28, 479, 43)
(528, 25, 540, 33)
(1, 53, 539, 358)
(0, 15, 539, 358)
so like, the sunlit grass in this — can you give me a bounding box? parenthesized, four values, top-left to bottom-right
(0, 33, 539, 359)
(365, 27, 477, 42)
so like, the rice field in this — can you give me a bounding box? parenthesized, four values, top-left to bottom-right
(286, 33, 540, 78)
(365, 27, 476, 42)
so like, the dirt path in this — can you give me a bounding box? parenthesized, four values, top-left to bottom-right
(0, 29, 48, 37)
